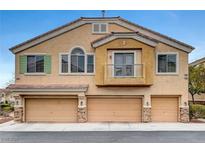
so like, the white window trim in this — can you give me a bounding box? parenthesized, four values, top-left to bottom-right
(59, 52, 95, 75)
(112, 50, 137, 78)
(156, 52, 179, 75)
(92, 23, 108, 34)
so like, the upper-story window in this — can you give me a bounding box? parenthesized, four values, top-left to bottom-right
(71, 48, 85, 73)
(27, 55, 44, 73)
(61, 54, 69, 73)
(92, 23, 108, 33)
(156, 52, 178, 74)
(60, 47, 94, 74)
(114, 52, 135, 77)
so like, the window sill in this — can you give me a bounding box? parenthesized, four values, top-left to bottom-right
(92, 32, 109, 35)
(113, 76, 143, 78)
(24, 73, 46, 76)
(156, 72, 179, 76)
(59, 73, 95, 76)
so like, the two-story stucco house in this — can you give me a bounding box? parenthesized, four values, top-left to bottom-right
(8, 17, 194, 123)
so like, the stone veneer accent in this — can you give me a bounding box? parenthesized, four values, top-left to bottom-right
(14, 107, 23, 122)
(143, 107, 151, 122)
(180, 107, 189, 123)
(77, 107, 87, 122)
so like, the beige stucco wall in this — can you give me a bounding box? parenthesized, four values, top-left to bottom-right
(15, 23, 189, 107)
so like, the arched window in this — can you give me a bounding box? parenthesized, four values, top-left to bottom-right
(71, 47, 85, 73)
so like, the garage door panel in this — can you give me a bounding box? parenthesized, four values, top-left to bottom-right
(88, 98, 142, 122)
(151, 97, 178, 122)
(26, 98, 77, 122)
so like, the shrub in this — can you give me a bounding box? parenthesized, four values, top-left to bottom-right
(2, 106, 14, 112)
(190, 104, 205, 119)
(0, 103, 14, 112)
(0, 103, 10, 108)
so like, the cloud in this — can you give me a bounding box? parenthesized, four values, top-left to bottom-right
(167, 11, 179, 20)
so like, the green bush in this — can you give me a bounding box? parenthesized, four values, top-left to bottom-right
(1, 103, 10, 108)
(190, 104, 205, 119)
(2, 106, 14, 112)
(1, 103, 14, 112)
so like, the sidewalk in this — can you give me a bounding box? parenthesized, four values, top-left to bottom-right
(0, 121, 205, 131)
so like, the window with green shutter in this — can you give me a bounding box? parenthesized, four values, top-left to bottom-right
(19, 55, 51, 74)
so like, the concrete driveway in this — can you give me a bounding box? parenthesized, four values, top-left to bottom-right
(0, 121, 205, 131)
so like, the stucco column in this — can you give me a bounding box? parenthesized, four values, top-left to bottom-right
(179, 96, 189, 123)
(77, 93, 87, 122)
(142, 94, 151, 122)
(13, 95, 23, 122)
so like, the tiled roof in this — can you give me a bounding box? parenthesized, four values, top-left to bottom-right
(190, 57, 205, 66)
(9, 17, 194, 53)
(0, 88, 11, 94)
(7, 84, 89, 90)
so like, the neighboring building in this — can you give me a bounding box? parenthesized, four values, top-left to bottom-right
(8, 17, 194, 123)
(190, 57, 205, 67)
(0, 88, 15, 104)
(189, 57, 205, 104)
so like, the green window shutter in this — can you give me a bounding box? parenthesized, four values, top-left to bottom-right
(44, 55, 51, 74)
(19, 55, 27, 74)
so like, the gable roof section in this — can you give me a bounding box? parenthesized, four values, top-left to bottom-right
(9, 17, 194, 53)
(92, 32, 159, 48)
(189, 57, 205, 66)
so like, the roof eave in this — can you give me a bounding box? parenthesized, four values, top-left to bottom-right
(92, 33, 159, 48)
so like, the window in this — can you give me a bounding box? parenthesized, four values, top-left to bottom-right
(61, 55, 68, 73)
(71, 48, 85, 73)
(87, 55, 94, 73)
(92, 23, 108, 33)
(157, 53, 178, 74)
(114, 53, 134, 77)
(60, 48, 94, 74)
(27, 55, 44, 73)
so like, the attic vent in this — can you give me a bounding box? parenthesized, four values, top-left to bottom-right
(92, 23, 108, 33)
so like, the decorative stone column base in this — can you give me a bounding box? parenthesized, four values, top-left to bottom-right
(14, 107, 23, 122)
(77, 107, 87, 122)
(180, 107, 189, 123)
(143, 107, 151, 122)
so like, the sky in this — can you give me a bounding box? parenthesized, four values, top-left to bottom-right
(0, 10, 205, 88)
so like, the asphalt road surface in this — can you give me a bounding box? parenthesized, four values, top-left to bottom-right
(0, 131, 205, 143)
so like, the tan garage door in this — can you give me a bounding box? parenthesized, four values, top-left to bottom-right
(26, 98, 77, 122)
(151, 97, 178, 122)
(88, 97, 142, 122)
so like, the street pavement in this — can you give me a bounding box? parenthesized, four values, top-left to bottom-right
(0, 131, 205, 143)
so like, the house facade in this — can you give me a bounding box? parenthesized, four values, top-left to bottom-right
(189, 57, 205, 104)
(9, 17, 194, 123)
